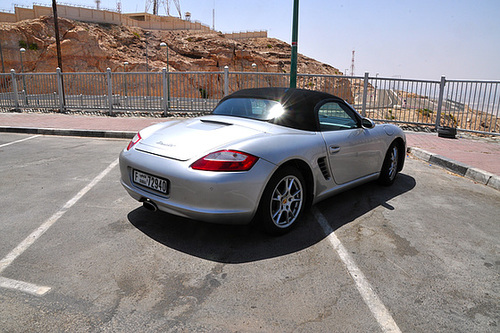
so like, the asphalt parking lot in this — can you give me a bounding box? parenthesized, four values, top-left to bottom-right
(0, 133, 499, 332)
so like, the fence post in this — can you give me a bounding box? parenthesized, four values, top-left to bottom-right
(162, 67, 168, 116)
(361, 72, 369, 117)
(435, 76, 446, 129)
(10, 69, 20, 111)
(224, 66, 229, 96)
(56, 67, 65, 112)
(106, 68, 113, 116)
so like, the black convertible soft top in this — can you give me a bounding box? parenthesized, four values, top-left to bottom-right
(216, 88, 346, 131)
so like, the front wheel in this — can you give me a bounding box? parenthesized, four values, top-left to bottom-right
(378, 143, 400, 186)
(258, 166, 306, 235)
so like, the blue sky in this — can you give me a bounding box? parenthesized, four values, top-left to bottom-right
(2, 0, 499, 80)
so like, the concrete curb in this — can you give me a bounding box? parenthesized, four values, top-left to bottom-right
(0, 126, 136, 139)
(408, 147, 500, 191)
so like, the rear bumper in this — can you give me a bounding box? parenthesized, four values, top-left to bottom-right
(119, 149, 276, 225)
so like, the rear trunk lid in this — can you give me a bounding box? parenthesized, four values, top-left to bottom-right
(136, 116, 268, 161)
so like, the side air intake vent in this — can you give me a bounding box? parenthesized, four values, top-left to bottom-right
(317, 157, 331, 180)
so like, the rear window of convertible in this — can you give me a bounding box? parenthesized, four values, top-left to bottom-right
(212, 98, 285, 121)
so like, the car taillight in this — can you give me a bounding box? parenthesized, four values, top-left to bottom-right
(126, 133, 142, 151)
(191, 150, 259, 171)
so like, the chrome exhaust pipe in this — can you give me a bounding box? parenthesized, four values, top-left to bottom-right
(141, 198, 158, 212)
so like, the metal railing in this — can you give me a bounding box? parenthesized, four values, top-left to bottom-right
(1, 67, 498, 135)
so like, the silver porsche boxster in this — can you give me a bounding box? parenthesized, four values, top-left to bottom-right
(119, 88, 406, 234)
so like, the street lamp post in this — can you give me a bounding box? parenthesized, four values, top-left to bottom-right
(252, 63, 259, 88)
(123, 61, 128, 103)
(19, 48, 25, 73)
(19, 47, 28, 105)
(290, 0, 299, 88)
(145, 32, 150, 99)
(160, 42, 170, 110)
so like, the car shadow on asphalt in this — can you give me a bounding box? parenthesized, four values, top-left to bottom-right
(127, 174, 416, 264)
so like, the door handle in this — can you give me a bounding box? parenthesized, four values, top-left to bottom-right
(329, 146, 341, 154)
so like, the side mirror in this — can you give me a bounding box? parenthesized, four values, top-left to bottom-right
(361, 117, 375, 129)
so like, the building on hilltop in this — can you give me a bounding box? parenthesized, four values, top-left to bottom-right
(0, 4, 266, 40)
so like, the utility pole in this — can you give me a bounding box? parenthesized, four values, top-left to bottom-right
(289, 0, 299, 88)
(52, 0, 63, 71)
(0, 41, 5, 73)
(145, 0, 158, 15)
(212, 0, 215, 30)
(350, 50, 355, 76)
(52, 0, 65, 106)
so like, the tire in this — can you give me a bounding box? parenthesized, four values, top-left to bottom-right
(258, 166, 306, 235)
(437, 126, 457, 139)
(378, 143, 400, 186)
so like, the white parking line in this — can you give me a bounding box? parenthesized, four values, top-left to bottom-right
(313, 207, 402, 333)
(0, 276, 51, 296)
(0, 135, 40, 148)
(0, 158, 119, 296)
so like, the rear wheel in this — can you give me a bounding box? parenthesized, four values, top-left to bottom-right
(258, 166, 306, 235)
(378, 143, 400, 186)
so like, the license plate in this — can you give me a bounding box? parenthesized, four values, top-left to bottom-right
(133, 170, 169, 194)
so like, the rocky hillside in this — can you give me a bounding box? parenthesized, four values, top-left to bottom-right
(0, 16, 342, 75)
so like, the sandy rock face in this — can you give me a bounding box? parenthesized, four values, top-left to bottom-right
(1, 16, 343, 75)
(1, 17, 354, 101)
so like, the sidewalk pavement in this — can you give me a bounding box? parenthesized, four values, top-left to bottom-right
(1, 111, 499, 191)
(406, 132, 500, 190)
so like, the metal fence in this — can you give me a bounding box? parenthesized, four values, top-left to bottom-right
(1, 67, 499, 135)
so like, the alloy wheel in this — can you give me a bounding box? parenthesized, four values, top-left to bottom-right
(388, 146, 398, 180)
(270, 175, 304, 228)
